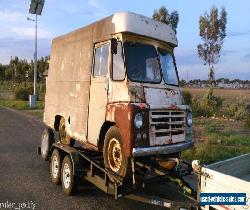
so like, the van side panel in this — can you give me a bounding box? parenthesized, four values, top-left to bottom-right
(44, 25, 94, 142)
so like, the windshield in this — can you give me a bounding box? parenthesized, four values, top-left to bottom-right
(158, 48, 179, 86)
(124, 42, 161, 83)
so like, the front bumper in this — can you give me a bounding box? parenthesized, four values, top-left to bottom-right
(132, 141, 194, 157)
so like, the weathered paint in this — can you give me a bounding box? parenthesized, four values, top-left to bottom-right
(144, 87, 182, 106)
(106, 103, 148, 157)
(88, 76, 108, 146)
(112, 12, 178, 46)
(44, 12, 192, 155)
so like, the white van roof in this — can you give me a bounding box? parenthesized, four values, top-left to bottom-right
(112, 12, 178, 46)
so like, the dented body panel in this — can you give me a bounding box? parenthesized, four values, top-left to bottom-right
(44, 12, 193, 157)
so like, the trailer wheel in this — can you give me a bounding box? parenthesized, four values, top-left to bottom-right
(103, 126, 130, 182)
(41, 127, 54, 161)
(61, 155, 77, 195)
(50, 149, 61, 185)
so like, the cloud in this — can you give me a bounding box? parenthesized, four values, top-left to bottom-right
(178, 63, 250, 81)
(221, 49, 236, 56)
(10, 26, 52, 39)
(243, 52, 250, 61)
(216, 72, 250, 80)
(175, 49, 234, 67)
(178, 64, 208, 80)
(86, 0, 109, 17)
(0, 37, 51, 64)
(0, 10, 26, 22)
(89, 0, 102, 8)
(59, 0, 108, 18)
(175, 52, 203, 66)
(228, 30, 250, 37)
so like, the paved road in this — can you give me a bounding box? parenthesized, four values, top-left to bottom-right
(0, 107, 192, 210)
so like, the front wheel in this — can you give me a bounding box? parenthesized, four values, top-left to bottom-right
(103, 126, 130, 182)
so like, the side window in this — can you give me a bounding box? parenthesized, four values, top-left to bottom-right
(112, 42, 125, 81)
(93, 44, 109, 76)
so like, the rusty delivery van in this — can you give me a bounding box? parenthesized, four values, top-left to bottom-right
(40, 12, 193, 181)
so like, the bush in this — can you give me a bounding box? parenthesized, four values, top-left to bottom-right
(245, 114, 250, 128)
(182, 90, 192, 105)
(201, 88, 223, 112)
(15, 87, 32, 101)
(190, 88, 223, 117)
(191, 97, 211, 117)
(225, 98, 249, 120)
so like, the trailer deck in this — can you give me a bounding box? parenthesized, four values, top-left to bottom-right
(43, 143, 198, 210)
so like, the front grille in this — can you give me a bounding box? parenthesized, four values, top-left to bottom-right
(149, 110, 186, 146)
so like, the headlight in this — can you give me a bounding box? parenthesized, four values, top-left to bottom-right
(134, 113, 143, 129)
(186, 112, 192, 127)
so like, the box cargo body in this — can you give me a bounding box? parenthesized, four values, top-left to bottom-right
(44, 12, 193, 159)
(44, 17, 114, 142)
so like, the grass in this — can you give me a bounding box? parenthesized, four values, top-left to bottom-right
(182, 144, 250, 164)
(181, 87, 250, 164)
(182, 117, 250, 164)
(0, 99, 44, 110)
(0, 81, 45, 100)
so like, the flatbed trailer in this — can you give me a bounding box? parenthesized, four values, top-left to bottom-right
(38, 142, 198, 210)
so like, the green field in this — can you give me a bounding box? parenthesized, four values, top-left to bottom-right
(0, 99, 44, 110)
(0, 99, 44, 118)
(0, 86, 249, 164)
(182, 117, 250, 164)
(181, 88, 250, 164)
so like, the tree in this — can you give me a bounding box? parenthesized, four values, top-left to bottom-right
(197, 6, 227, 85)
(0, 64, 7, 81)
(37, 56, 50, 82)
(152, 6, 179, 32)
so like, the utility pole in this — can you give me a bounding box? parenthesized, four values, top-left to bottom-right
(34, 14, 38, 97)
(28, 0, 45, 108)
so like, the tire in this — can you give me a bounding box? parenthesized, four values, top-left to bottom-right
(50, 149, 61, 185)
(41, 127, 54, 161)
(61, 155, 77, 195)
(103, 126, 130, 182)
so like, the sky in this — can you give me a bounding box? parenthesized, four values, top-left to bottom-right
(0, 0, 249, 80)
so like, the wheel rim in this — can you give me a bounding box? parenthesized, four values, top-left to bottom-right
(51, 155, 59, 179)
(107, 138, 122, 172)
(63, 162, 71, 189)
(41, 133, 48, 156)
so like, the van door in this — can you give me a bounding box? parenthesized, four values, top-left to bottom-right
(87, 42, 110, 146)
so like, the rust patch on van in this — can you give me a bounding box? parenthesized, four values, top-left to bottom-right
(106, 103, 148, 157)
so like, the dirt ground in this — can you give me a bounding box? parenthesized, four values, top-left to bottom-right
(183, 87, 250, 106)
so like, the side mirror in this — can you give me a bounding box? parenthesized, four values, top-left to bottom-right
(111, 38, 117, 54)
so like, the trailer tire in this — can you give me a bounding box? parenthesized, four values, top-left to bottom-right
(103, 126, 130, 182)
(61, 155, 77, 195)
(50, 149, 61, 185)
(41, 127, 54, 161)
